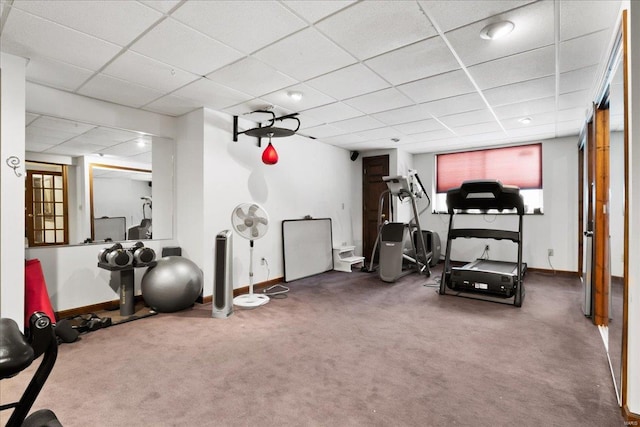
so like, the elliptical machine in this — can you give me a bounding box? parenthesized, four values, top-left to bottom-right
(0, 312, 61, 427)
(366, 170, 432, 282)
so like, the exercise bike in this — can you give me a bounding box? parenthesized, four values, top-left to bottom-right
(0, 312, 62, 427)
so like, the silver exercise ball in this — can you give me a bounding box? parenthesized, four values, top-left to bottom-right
(141, 256, 203, 313)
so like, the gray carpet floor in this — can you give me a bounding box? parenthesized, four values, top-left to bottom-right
(1, 268, 622, 426)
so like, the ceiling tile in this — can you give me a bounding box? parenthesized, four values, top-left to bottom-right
(25, 56, 94, 91)
(79, 74, 166, 108)
(333, 115, 385, 133)
(454, 121, 503, 136)
(321, 133, 366, 146)
(142, 94, 199, 117)
(506, 122, 555, 139)
(438, 108, 495, 127)
(365, 36, 459, 85)
(83, 126, 144, 143)
(344, 88, 414, 115)
(353, 126, 404, 141)
(421, 92, 486, 117)
(26, 127, 75, 144)
(67, 134, 122, 148)
(102, 51, 200, 93)
(139, 0, 182, 14)
(306, 63, 389, 101)
(419, 0, 535, 32)
(262, 83, 336, 112)
(28, 115, 95, 135)
(502, 112, 556, 130)
(283, 1, 355, 23)
(483, 76, 555, 107)
(12, 0, 163, 46)
(392, 118, 446, 135)
(222, 100, 296, 120)
(26, 141, 57, 152)
(207, 57, 297, 98)
(559, 30, 610, 73)
(493, 96, 556, 120)
(171, 1, 307, 54)
(253, 27, 356, 81)
(130, 18, 244, 75)
(171, 78, 253, 110)
(555, 119, 584, 136)
(302, 124, 346, 139)
(559, 65, 598, 93)
(396, 69, 474, 103)
(444, 1, 554, 67)
(126, 151, 153, 164)
(559, 0, 621, 41)
(26, 113, 40, 125)
(98, 140, 150, 157)
(372, 104, 432, 126)
(468, 45, 555, 89)
(557, 107, 587, 123)
(44, 140, 104, 156)
(403, 128, 455, 144)
(558, 89, 590, 110)
(2, 8, 121, 70)
(316, 1, 436, 60)
(301, 102, 363, 124)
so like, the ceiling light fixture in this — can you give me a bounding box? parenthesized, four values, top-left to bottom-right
(480, 20, 515, 40)
(261, 133, 279, 165)
(287, 91, 303, 101)
(518, 117, 532, 125)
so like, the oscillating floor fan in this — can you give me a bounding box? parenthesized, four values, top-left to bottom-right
(231, 203, 270, 308)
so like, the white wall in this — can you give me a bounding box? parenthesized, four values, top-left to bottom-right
(175, 108, 357, 296)
(626, 0, 640, 414)
(25, 240, 174, 312)
(0, 53, 27, 325)
(413, 137, 579, 271)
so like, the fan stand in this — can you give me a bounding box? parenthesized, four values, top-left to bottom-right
(233, 240, 269, 308)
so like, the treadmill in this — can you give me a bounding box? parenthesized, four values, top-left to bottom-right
(439, 180, 526, 307)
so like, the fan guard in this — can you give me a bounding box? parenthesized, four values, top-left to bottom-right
(231, 203, 270, 308)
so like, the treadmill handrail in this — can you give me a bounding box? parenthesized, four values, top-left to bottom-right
(448, 228, 520, 242)
(446, 179, 525, 215)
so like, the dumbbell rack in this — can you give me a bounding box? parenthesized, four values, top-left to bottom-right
(97, 261, 155, 316)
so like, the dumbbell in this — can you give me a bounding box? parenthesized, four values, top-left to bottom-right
(129, 241, 156, 264)
(98, 243, 133, 267)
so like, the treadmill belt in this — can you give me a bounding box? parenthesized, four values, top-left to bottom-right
(464, 259, 518, 275)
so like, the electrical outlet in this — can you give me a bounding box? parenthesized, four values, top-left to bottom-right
(485, 244, 490, 251)
(261, 257, 266, 265)
(548, 249, 554, 257)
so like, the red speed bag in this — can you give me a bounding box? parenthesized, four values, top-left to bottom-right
(24, 259, 56, 327)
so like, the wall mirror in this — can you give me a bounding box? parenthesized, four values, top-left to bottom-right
(607, 41, 625, 406)
(24, 113, 174, 246)
(90, 164, 152, 242)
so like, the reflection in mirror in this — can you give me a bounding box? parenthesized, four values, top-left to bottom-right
(24, 113, 174, 246)
(608, 53, 624, 406)
(90, 165, 152, 242)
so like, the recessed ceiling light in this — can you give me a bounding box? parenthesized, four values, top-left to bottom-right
(480, 21, 515, 40)
(137, 139, 146, 147)
(287, 91, 303, 101)
(518, 117, 532, 125)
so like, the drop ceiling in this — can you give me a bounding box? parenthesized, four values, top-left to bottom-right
(0, 0, 623, 157)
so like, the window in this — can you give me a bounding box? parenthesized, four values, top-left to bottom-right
(434, 143, 543, 214)
(25, 162, 69, 246)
